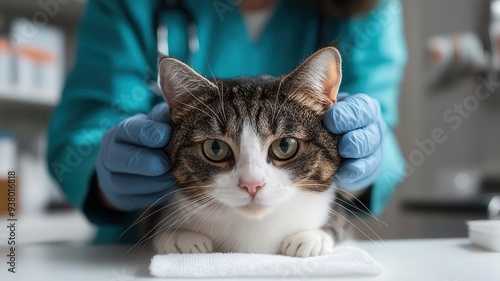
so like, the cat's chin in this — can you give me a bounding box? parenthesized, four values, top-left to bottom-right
(237, 203, 272, 219)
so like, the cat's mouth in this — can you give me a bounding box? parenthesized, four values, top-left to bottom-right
(238, 203, 269, 218)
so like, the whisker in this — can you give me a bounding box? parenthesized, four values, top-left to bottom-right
(117, 190, 188, 242)
(273, 81, 306, 125)
(191, 199, 222, 236)
(118, 184, 212, 240)
(297, 183, 385, 226)
(151, 194, 213, 233)
(331, 187, 384, 227)
(292, 191, 381, 243)
(128, 199, 202, 252)
(334, 196, 387, 227)
(134, 199, 214, 254)
(220, 83, 227, 123)
(324, 213, 351, 241)
(297, 184, 386, 225)
(330, 200, 385, 240)
(126, 194, 213, 253)
(153, 198, 218, 251)
(181, 85, 224, 126)
(330, 208, 385, 245)
(148, 195, 215, 241)
(271, 78, 284, 126)
(206, 60, 227, 124)
(210, 202, 226, 238)
(175, 100, 214, 120)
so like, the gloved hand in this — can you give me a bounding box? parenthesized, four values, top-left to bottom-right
(96, 103, 175, 211)
(324, 93, 385, 192)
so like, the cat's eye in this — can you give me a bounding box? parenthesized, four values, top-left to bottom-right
(270, 138, 299, 160)
(203, 140, 232, 162)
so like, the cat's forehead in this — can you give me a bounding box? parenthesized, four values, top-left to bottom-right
(179, 78, 322, 143)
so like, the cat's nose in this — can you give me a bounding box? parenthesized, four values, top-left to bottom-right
(238, 180, 265, 197)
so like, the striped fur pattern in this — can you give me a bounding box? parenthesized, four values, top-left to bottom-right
(153, 47, 349, 257)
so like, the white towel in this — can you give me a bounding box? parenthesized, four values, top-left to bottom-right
(149, 246, 382, 278)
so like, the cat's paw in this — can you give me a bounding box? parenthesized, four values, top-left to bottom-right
(154, 230, 213, 254)
(280, 229, 334, 257)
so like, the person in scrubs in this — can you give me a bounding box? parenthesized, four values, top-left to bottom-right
(47, 0, 407, 243)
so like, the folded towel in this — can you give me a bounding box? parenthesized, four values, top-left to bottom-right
(150, 246, 382, 278)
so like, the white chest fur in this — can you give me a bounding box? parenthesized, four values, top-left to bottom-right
(158, 188, 334, 254)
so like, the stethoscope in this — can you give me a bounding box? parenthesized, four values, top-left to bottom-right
(151, 0, 327, 95)
(156, 0, 198, 60)
(150, 0, 198, 96)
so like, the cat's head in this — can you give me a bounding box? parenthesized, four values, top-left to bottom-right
(159, 47, 342, 219)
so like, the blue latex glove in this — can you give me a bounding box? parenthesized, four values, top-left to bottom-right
(96, 103, 175, 211)
(324, 93, 385, 192)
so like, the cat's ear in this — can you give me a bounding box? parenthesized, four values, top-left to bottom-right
(158, 57, 218, 108)
(283, 46, 342, 103)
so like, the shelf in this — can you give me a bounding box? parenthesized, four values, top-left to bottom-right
(0, 211, 96, 246)
(0, 86, 58, 108)
(2, 0, 86, 26)
(0, 87, 58, 119)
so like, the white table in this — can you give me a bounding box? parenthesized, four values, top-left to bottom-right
(0, 212, 97, 246)
(1, 238, 499, 280)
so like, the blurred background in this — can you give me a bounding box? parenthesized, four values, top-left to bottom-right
(0, 0, 499, 245)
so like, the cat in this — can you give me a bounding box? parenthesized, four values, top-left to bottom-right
(152, 46, 350, 257)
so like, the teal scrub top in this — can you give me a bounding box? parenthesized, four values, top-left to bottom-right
(47, 0, 407, 243)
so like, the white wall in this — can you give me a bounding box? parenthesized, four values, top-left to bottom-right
(352, 0, 500, 240)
